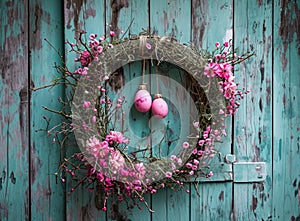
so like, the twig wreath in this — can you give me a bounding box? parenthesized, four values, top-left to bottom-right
(36, 30, 254, 212)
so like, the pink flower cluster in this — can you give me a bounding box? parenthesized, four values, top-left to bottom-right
(85, 132, 148, 193)
(73, 32, 115, 75)
(203, 41, 248, 115)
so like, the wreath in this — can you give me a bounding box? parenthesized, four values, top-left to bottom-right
(36, 30, 254, 212)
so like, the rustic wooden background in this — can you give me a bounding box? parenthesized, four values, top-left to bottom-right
(0, 0, 300, 220)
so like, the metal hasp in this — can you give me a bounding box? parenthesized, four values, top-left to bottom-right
(225, 154, 267, 183)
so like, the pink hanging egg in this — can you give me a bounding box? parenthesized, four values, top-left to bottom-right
(152, 94, 168, 118)
(134, 84, 152, 113)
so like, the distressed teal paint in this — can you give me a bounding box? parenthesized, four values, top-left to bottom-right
(29, 0, 66, 220)
(233, 0, 274, 220)
(64, 1, 107, 221)
(190, 0, 234, 220)
(1, 0, 300, 220)
(273, 1, 300, 220)
(149, 1, 192, 220)
(0, 0, 30, 220)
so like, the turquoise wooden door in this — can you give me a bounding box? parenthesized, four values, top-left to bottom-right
(1, 0, 300, 220)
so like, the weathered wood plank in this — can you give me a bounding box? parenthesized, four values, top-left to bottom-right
(0, 0, 30, 220)
(190, 0, 234, 219)
(233, 0, 273, 220)
(106, 0, 148, 37)
(191, 183, 232, 220)
(273, 0, 300, 220)
(152, 184, 190, 221)
(149, 1, 192, 220)
(64, 1, 107, 220)
(105, 1, 151, 220)
(29, 0, 66, 220)
(150, 0, 191, 39)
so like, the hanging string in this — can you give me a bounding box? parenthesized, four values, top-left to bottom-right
(156, 64, 160, 94)
(142, 59, 146, 85)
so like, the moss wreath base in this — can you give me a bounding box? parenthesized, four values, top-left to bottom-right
(36, 31, 254, 212)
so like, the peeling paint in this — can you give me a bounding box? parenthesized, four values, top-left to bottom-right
(279, 0, 300, 44)
(298, 182, 300, 204)
(19, 87, 28, 154)
(110, 0, 129, 38)
(191, 0, 208, 47)
(30, 143, 42, 183)
(0, 203, 8, 219)
(9, 171, 16, 184)
(218, 191, 224, 201)
(250, 195, 258, 216)
(279, 0, 300, 69)
(66, 0, 86, 32)
(32, 3, 51, 50)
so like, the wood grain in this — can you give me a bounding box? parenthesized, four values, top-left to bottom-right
(233, 0, 273, 220)
(0, 0, 29, 220)
(273, 0, 300, 220)
(1, 0, 300, 220)
(29, 0, 66, 220)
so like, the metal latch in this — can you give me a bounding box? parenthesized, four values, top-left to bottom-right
(225, 154, 266, 183)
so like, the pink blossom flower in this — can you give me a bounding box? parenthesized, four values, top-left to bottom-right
(186, 163, 193, 168)
(109, 151, 125, 174)
(75, 68, 82, 74)
(92, 116, 97, 122)
(182, 142, 190, 149)
(223, 41, 229, 47)
(198, 140, 205, 146)
(92, 39, 100, 46)
(215, 54, 221, 60)
(215, 42, 220, 47)
(165, 171, 172, 178)
(79, 50, 92, 66)
(172, 163, 176, 171)
(204, 62, 218, 78)
(86, 137, 110, 158)
(97, 46, 103, 53)
(110, 31, 115, 37)
(192, 148, 198, 154)
(193, 159, 199, 165)
(216, 63, 233, 80)
(177, 158, 182, 165)
(193, 121, 199, 128)
(214, 129, 220, 135)
(146, 43, 151, 49)
(170, 155, 177, 161)
(81, 67, 89, 75)
(106, 131, 129, 144)
(82, 101, 91, 108)
(89, 34, 96, 40)
(135, 163, 146, 178)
